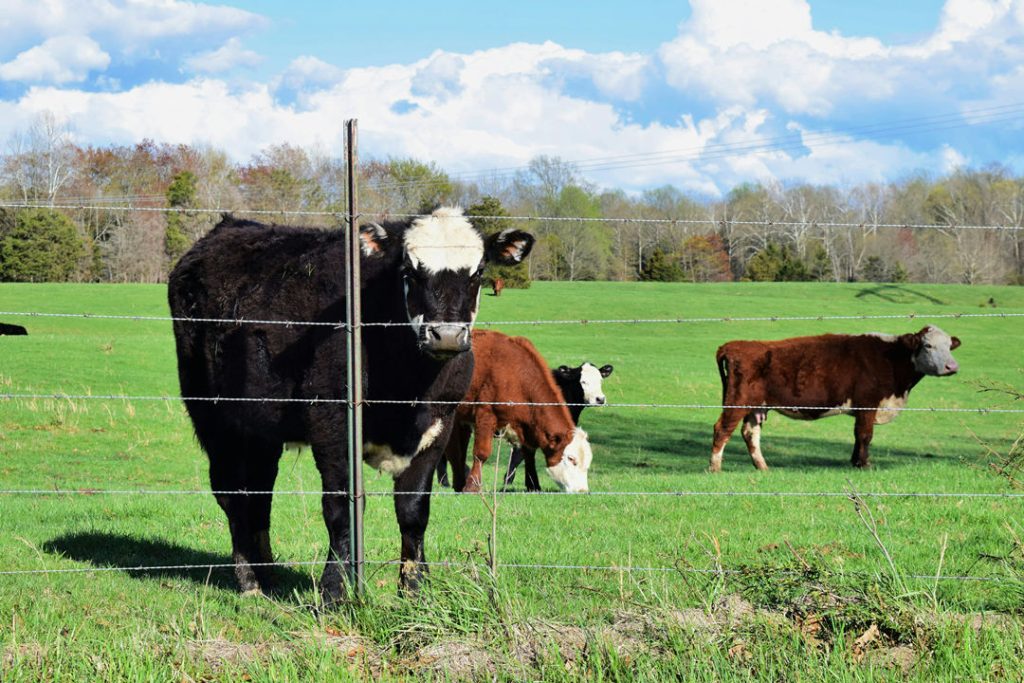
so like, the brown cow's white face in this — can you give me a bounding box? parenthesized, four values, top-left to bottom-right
(545, 428, 593, 493)
(907, 326, 961, 376)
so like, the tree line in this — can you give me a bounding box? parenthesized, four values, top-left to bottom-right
(1, 113, 1022, 286)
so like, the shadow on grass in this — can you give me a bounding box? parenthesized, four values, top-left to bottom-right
(587, 410, 942, 473)
(43, 532, 311, 596)
(854, 284, 948, 305)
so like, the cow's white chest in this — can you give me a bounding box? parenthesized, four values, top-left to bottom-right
(364, 419, 444, 477)
(874, 393, 907, 425)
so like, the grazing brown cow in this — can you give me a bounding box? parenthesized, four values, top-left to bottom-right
(711, 326, 961, 471)
(446, 329, 593, 493)
(492, 278, 505, 297)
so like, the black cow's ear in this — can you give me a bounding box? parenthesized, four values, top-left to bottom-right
(950, 336, 961, 350)
(599, 364, 614, 377)
(555, 365, 571, 378)
(359, 223, 388, 256)
(900, 332, 922, 350)
(485, 228, 534, 265)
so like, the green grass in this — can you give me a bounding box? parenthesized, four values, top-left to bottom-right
(1, 281, 1023, 681)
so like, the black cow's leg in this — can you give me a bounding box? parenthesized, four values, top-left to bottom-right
(243, 439, 282, 590)
(394, 450, 442, 593)
(503, 446, 525, 489)
(523, 449, 541, 491)
(436, 457, 450, 488)
(208, 449, 262, 595)
(311, 439, 351, 606)
(448, 423, 472, 492)
(852, 411, 876, 468)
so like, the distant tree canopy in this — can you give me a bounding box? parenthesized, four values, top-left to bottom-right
(0, 208, 86, 282)
(0, 114, 1021, 284)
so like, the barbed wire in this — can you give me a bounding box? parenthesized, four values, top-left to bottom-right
(1, 488, 1022, 499)
(1, 309, 1021, 330)
(1, 201, 1022, 231)
(0, 557, 1012, 583)
(2, 392, 1021, 413)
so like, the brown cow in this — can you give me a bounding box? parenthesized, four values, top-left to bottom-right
(710, 326, 961, 471)
(492, 278, 505, 297)
(446, 329, 593, 493)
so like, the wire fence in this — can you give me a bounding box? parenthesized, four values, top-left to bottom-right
(2, 200, 1023, 232)
(1, 200, 1022, 597)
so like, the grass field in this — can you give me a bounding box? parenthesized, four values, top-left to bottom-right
(1, 281, 1023, 681)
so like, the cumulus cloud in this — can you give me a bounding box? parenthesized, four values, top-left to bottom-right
(182, 38, 262, 74)
(0, 35, 110, 84)
(0, 0, 1020, 196)
(658, 0, 1024, 116)
(0, 0, 267, 51)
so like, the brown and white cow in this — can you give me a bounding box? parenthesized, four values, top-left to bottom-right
(445, 329, 593, 493)
(710, 326, 961, 471)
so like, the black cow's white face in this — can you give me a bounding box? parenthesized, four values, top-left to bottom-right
(362, 207, 534, 359)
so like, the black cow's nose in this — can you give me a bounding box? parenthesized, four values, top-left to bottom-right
(422, 323, 471, 356)
(595, 396, 606, 405)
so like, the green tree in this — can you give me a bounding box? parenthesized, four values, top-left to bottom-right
(465, 196, 531, 288)
(0, 208, 86, 282)
(746, 242, 810, 281)
(639, 247, 684, 282)
(165, 170, 198, 264)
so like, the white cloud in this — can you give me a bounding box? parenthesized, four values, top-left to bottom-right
(0, 35, 110, 84)
(182, 37, 262, 73)
(658, 0, 1024, 116)
(0, 0, 267, 54)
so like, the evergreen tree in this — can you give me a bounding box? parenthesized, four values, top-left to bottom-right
(639, 247, 684, 281)
(0, 208, 85, 282)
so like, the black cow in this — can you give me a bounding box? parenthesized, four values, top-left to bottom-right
(167, 207, 533, 601)
(0, 323, 28, 335)
(504, 362, 613, 490)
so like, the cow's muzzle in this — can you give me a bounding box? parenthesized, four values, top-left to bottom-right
(420, 322, 471, 357)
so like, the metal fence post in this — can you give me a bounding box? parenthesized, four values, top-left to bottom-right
(344, 119, 365, 595)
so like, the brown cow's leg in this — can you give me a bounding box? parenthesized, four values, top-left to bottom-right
(464, 414, 496, 493)
(740, 415, 768, 470)
(710, 409, 745, 472)
(852, 411, 876, 468)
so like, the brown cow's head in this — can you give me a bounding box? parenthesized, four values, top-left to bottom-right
(901, 326, 961, 376)
(545, 427, 593, 493)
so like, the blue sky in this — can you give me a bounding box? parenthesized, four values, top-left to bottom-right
(0, 0, 1021, 195)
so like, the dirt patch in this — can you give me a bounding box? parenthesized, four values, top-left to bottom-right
(510, 621, 590, 669)
(860, 645, 917, 673)
(185, 638, 268, 671)
(410, 639, 498, 681)
(2, 643, 45, 671)
(306, 630, 382, 678)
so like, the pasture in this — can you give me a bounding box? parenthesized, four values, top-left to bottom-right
(1, 281, 1023, 681)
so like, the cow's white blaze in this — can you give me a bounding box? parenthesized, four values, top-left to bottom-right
(867, 332, 897, 342)
(579, 362, 606, 405)
(403, 207, 484, 275)
(546, 427, 592, 493)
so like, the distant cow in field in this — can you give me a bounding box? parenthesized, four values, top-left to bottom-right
(168, 207, 534, 600)
(444, 329, 593, 493)
(492, 278, 504, 297)
(711, 326, 961, 471)
(504, 362, 613, 491)
(0, 323, 27, 335)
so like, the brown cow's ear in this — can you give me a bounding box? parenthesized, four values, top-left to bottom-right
(950, 336, 961, 350)
(900, 332, 922, 350)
